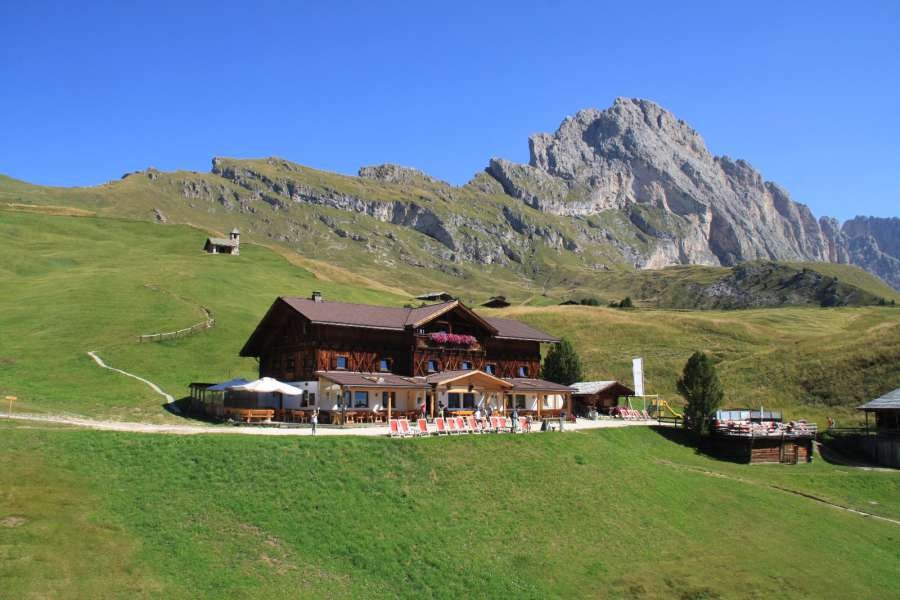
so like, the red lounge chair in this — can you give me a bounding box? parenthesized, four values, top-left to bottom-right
(446, 417, 458, 434)
(455, 416, 467, 433)
(389, 419, 400, 438)
(495, 417, 508, 433)
(434, 417, 448, 435)
(416, 418, 430, 436)
(518, 417, 529, 432)
(466, 415, 481, 434)
(398, 419, 412, 437)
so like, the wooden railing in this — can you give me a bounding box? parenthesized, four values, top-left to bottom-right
(138, 307, 215, 343)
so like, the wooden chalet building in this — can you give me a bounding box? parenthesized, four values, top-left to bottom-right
(239, 293, 572, 420)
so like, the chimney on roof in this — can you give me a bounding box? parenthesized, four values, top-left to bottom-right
(311, 291, 323, 303)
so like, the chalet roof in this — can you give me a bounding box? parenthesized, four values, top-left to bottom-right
(484, 316, 559, 342)
(317, 371, 430, 389)
(206, 237, 238, 247)
(415, 291, 454, 300)
(506, 378, 574, 393)
(240, 297, 557, 356)
(571, 381, 635, 395)
(424, 369, 514, 388)
(858, 388, 900, 411)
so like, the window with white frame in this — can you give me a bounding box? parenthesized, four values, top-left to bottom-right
(353, 391, 369, 408)
(517, 365, 528, 377)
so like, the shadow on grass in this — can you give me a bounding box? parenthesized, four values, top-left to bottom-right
(162, 397, 222, 424)
(649, 425, 746, 464)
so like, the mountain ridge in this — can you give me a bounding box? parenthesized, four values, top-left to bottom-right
(1, 98, 898, 294)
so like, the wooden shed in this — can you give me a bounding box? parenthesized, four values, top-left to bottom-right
(571, 381, 635, 415)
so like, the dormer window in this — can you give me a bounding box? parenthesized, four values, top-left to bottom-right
(427, 359, 438, 373)
(461, 361, 472, 370)
(336, 356, 348, 370)
(517, 365, 528, 377)
(378, 358, 391, 372)
(485, 364, 496, 375)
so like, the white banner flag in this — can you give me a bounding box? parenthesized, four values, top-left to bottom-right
(632, 357, 644, 397)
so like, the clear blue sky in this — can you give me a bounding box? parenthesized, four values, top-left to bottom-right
(1, 1, 898, 220)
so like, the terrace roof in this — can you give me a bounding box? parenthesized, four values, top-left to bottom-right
(858, 388, 900, 411)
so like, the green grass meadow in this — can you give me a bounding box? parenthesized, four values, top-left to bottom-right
(2, 208, 900, 599)
(1, 422, 898, 599)
(2, 208, 898, 424)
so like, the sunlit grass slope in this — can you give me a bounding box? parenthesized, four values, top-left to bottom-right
(2, 208, 897, 424)
(1, 422, 897, 599)
(0, 209, 407, 421)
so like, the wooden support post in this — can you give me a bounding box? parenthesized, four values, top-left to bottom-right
(566, 393, 572, 420)
(387, 393, 392, 423)
(537, 395, 542, 420)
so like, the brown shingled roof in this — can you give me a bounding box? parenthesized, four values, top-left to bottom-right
(317, 371, 430, 389)
(506, 377, 574, 392)
(484, 316, 559, 342)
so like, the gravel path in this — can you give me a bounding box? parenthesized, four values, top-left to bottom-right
(87, 351, 176, 405)
(2, 412, 654, 437)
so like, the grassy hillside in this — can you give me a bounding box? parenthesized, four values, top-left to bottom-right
(501, 305, 900, 425)
(0, 208, 408, 421)
(3, 166, 897, 309)
(2, 208, 898, 425)
(2, 421, 897, 599)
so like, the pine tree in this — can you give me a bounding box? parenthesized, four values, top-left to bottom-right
(676, 351, 724, 437)
(541, 337, 583, 385)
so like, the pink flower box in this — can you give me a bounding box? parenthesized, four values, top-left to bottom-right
(428, 332, 477, 347)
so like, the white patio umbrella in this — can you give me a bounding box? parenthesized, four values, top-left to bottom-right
(229, 377, 304, 413)
(229, 377, 303, 395)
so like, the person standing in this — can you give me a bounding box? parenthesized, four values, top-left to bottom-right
(311, 408, 319, 436)
(438, 401, 445, 419)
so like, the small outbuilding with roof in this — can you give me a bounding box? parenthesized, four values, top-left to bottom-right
(571, 380, 635, 415)
(858, 388, 900, 467)
(204, 228, 240, 255)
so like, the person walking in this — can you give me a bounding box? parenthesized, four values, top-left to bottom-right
(311, 408, 319, 436)
(438, 401, 445, 419)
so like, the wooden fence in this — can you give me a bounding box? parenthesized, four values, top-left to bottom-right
(138, 308, 215, 343)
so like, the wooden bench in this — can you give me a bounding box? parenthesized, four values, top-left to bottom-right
(225, 408, 274, 423)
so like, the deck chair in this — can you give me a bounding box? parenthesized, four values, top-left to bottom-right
(398, 419, 412, 437)
(434, 417, 448, 435)
(641, 410, 650, 420)
(389, 419, 400, 438)
(494, 417, 508, 433)
(416, 418, 430, 436)
(455, 416, 467, 434)
(518, 417, 529, 433)
(446, 417, 458, 434)
(466, 415, 481, 434)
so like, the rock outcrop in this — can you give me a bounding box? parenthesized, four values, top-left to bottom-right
(197, 100, 897, 290)
(486, 98, 841, 268)
(840, 217, 900, 289)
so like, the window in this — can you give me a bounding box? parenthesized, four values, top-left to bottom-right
(378, 358, 391, 372)
(514, 394, 527, 409)
(286, 356, 295, 372)
(353, 391, 369, 408)
(308, 392, 316, 406)
(427, 359, 438, 373)
(447, 392, 461, 409)
(484, 364, 496, 375)
(517, 365, 529, 377)
(336, 356, 348, 370)
(461, 361, 472, 370)
(463, 393, 476, 408)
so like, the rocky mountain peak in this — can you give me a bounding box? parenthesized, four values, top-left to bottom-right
(487, 97, 837, 268)
(358, 163, 442, 186)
